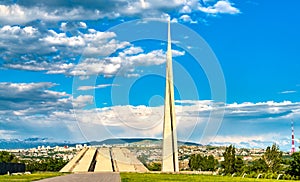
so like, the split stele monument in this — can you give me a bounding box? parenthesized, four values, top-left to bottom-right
(162, 18, 179, 172)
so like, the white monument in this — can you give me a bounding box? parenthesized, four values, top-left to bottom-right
(162, 18, 179, 172)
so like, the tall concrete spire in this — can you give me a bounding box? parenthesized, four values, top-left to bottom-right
(162, 18, 179, 172)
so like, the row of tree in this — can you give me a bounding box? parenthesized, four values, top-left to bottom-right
(189, 144, 300, 179)
(0, 151, 19, 163)
(0, 151, 67, 172)
(25, 158, 67, 172)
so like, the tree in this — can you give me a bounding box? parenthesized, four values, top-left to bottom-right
(206, 155, 218, 171)
(0, 151, 18, 163)
(287, 152, 300, 178)
(147, 162, 161, 171)
(262, 143, 282, 172)
(249, 158, 267, 173)
(137, 154, 147, 166)
(189, 154, 200, 171)
(189, 154, 196, 170)
(235, 156, 244, 174)
(221, 145, 236, 174)
(189, 154, 218, 171)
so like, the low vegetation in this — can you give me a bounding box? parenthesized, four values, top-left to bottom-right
(146, 162, 162, 171)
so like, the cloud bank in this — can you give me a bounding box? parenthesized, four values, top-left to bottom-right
(0, 82, 298, 151)
(0, 0, 240, 24)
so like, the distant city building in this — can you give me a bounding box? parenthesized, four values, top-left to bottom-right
(76, 144, 83, 149)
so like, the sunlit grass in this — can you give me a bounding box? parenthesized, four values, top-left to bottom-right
(120, 173, 298, 182)
(0, 172, 64, 182)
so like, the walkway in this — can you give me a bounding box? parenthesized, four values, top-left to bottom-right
(36, 172, 121, 182)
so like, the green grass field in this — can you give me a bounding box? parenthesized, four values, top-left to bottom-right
(0, 172, 298, 182)
(0, 172, 64, 182)
(120, 173, 298, 182)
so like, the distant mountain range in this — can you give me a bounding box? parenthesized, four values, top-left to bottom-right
(88, 138, 201, 146)
(0, 137, 201, 149)
(0, 138, 72, 149)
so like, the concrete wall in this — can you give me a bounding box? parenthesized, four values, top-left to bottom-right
(73, 148, 97, 172)
(60, 147, 88, 173)
(0, 162, 25, 175)
(111, 148, 135, 172)
(94, 148, 113, 172)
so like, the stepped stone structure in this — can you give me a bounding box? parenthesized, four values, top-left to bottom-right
(61, 19, 178, 174)
(162, 18, 179, 172)
(60, 147, 148, 173)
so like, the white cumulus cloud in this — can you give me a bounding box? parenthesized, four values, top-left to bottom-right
(0, 1, 240, 25)
(198, 0, 241, 14)
(77, 84, 119, 91)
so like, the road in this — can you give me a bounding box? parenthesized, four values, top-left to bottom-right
(37, 172, 121, 182)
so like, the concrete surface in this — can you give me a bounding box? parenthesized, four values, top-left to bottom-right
(36, 172, 121, 182)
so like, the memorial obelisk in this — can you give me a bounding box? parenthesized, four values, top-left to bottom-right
(162, 18, 179, 172)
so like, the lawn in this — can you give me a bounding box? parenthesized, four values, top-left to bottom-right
(120, 173, 298, 182)
(0, 172, 64, 182)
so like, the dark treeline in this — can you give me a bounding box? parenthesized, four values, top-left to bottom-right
(0, 151, 67, 172)
(0, 151, 18, 163)
(24, 158, 67, 172)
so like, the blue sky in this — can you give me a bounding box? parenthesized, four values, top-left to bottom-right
(0, 0, 299, 151)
